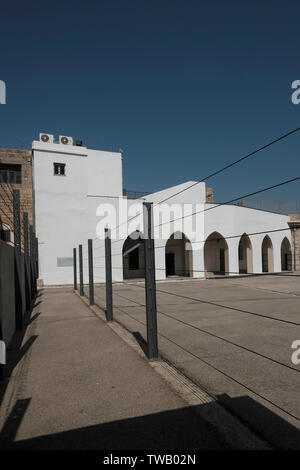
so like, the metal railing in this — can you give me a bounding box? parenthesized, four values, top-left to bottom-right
(235, 200, 299, 215)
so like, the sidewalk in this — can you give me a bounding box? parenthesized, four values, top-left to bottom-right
(0, 288, 265, 450)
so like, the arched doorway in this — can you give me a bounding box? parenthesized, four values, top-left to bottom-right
(122, 231, 145, 280)
(262, 236, 274, 272)
(281, 237, 292, 271)
(165, 232, 192, 277)
(204, 232, 229, 275)
(238, 234, 253, 274)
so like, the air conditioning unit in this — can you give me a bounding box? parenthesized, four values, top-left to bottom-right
(39, 133, 54, 144)
(59, 135, 73, 146)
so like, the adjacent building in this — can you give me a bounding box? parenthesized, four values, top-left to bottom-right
(0, 148, 34, 246)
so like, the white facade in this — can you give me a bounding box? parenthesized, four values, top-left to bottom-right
(32, 140, 123, 285)
(33, 139, 292, 285)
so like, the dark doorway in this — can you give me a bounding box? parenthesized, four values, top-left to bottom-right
(220, 249, 225, 274)
(262, 254, 268, 272)
(262, 236, 273, 273)
(284, 254, 288, 271)
(122, 232, 145, 280)
(281, 238, 292, 271)
(166, 253, 175, 276)
(129, 247, 139, 270)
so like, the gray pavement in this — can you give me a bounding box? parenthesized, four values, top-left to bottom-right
(93, 275, 300, 450)
(0, 287, 247, 450)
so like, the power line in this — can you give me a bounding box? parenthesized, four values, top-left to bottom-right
(152, 127, 300, 206)
(89, 224, 292, 261)
(99, 296, 300, 422)
(123, 280, 300, 327)
(105, 287, 300, 370)
(94, 175, 299, 254)
(154, 176, 300, 228)
(91, 127, 300, 251)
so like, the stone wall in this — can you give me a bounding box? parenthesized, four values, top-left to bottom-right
(0, 149, 33, 247)
(288, 214, 300, 270)
(206, 187, 214, 203)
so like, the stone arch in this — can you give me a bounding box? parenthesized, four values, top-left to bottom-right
(165, 231, 193, 277)
(122, 231, 145, 280)
(238, 233, 253, 274)
(204, 232, 229, 275)
(262, 235, 274, 273)
(281, 237, 292, 271)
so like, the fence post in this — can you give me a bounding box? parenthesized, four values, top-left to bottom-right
(30, 226, 37, 295)
(104, 228, 113, 321)
(35, 236, 39, 281)
(88, 239, 94, 305)
(13, 189, 24, 330)
(13, 189, 21, 253)
(73, 248, 77, 290)
(23, 213, 29, 258)
(143, 202, 158, 360)
(79, 244, 84, 296)
(23, 212, 31, 311)
(29, 225, 34, 299)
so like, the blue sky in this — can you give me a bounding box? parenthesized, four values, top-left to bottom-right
(0, 0, 300, 203)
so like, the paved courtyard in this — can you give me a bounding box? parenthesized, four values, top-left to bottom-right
(94, 274, 300, 449)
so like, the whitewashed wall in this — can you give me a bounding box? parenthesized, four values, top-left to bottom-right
(33, 142, 292, 285)
(204, 204, 291, 275)
(33, 141, 122, 285)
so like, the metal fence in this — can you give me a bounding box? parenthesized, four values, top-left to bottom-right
(234, 200, 299, 214)
(0, 188, 38, 381)
(74, 202, 159, 361)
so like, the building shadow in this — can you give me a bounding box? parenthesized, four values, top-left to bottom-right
(0, 393, 299, 450)
(0, 292, 41, 407)
(216, 393, 300, 450)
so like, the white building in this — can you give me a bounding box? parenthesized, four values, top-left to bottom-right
(32, 136, 293, 286)
(32, 137, 123, 285)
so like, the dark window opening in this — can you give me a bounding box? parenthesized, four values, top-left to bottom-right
(0, 164, 22, 184)
(1, 230, 11, 242)
(54, 163, 66, 176)
(129, 248, 139, 270)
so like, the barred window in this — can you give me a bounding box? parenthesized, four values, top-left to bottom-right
(54, 163, 66, 176)
(0, 164, 22, 184)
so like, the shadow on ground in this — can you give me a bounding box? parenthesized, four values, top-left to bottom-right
(0, 392, 299, 450)
(0, 291, 42, 408)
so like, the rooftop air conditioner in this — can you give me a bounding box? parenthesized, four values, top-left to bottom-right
(39, 133, 54, 144)
(59, 135, 73, 145)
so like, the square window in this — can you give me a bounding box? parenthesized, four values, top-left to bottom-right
(0, 164, 22, 184)
(54, 163, 66, 176)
